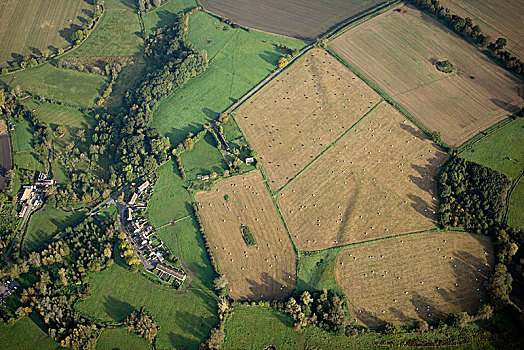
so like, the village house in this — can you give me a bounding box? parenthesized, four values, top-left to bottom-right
(138, 180, 150, 193)
(197, 174, 210, 180)
(155, 262, 187, 282)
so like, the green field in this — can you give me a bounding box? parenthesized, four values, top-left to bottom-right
(13, 152, 44, 172)
(143, 0, 198, 34)
(24, 206, 85, 252)
(0, 63, 107, 107)
(296, 250, 343, 296)
(96, 204, 118, 224)
(0, 315, 60, 350)
(151, 10, 305, 145)
(76, 220, 218, 349)
(25, 100, 94, 147)
(180, 133, 227, 179)
(69, 0, 143, 58)
(96, 327, 150, 350)
(146, 161, 192, 227)
(11, 120, 33, 153)
(508, 179, 524, 229)
(0, 0, 93, 69)
(460, 119, 524, 179)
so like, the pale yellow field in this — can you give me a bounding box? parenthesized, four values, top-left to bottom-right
(236, 48, 381, 191)
(330, 5, 524, 147)
(336, 232, 494, 326)
(278, 102, 447, 251)
(440, 0, 524, 60)
(195, 170, 296, 300)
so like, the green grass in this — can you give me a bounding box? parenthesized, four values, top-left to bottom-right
(76, 209, 218, 349)
(151, 11, 305, 145)
(0, 315, 60, 350)
(508, 179, 524, 229)
(13, 152, 44, 172)
(296, 250, 344, 296)
(460, 119, 524, 179)
(222, 117, 244, 142)
(11, 119, 33, 153)
(96, 204, 118, 224)
(223, 306, 298, 350)
(96, 327, 150, 350)
(0, 63, 107, 107)
(146, 160, 192, 227)
(25, 99, 94, 146)
(69, 0, 143, 57)
(24, 205, 85, 252)
(143, 0, 198, 34)
(180, 133, 227, 179)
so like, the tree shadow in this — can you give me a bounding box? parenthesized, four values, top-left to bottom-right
(119, 0, 138, 11)
(82, 8, 94, 18)
(491, 98, 521, 114)
(202, 107, 218, 119)
(103, 295, 136, 321)
(258, 50, 279, 66)
(406, 193, 435, 220)
(59, 23, 82, 43)
(29, 47, 42, 57)
(244, 271, 295, 301)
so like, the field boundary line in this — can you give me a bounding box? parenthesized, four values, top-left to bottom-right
(326, 47, 450, 151)
(156, 215, 191, 229)
(455, 117, 516, 154)
(502, 167, 524, 226)
(275, 99, 383, 195)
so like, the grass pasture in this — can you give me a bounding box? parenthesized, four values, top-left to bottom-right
(151, 10, 305, 146)
(0, 315, 60, 350)
(236, 49, 381, 191)
(95, 327, 150, 350)
(69, 0, 143, 58)
(440, 0, 524, 59)
(180, 133, 227, 180)
(330, 5, 524, 147)
(336, 232, 494, 327)
(278, 102, 447, 251)
(143, 0, 198, 34)
(460, 118, 524, 179)
(0, 0, 93, 68)
(195, 170, 296, 300)
(0, 63, 107, 107)
(12, 119, 33, 153)
(508, 179, 524, 229)
(13, 152, 44, 172)
(200, 0, 385, 40)
(25, 206, 85, 252)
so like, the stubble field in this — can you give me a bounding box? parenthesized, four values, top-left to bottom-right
(236, 49, 381, 191)
(330, 5, 524, 147)
(335, 232, 494, 327)
(200, 0, 384, 40)
(195, 170, 296, 300)
(278, 102, 447, 251)
(440, 0, 524, 59)
(0, 0, 93, 68)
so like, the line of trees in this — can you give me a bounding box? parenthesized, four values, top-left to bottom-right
(409, 0, 524, 74)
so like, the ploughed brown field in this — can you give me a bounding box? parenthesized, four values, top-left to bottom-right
(236, 48, 381, 191)
(200, 0, 384, 40)
(330, 5, 524, 147)
(195, 170, 296, 300)
(440, 0, 524, 60)
(278, 101, 447, 251)
(335, 232, 494, 326)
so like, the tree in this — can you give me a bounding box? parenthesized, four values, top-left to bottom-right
(213, 275, 227, 291)
(301, 291, 313, 306)
(56, 125, 66, 137)
(278, 57, 288, 68)
(495, 38, 507, 50)
(205, 327, 225, 349)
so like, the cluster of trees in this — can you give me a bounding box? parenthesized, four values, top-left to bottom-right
(124, 309, 158, 341)
(438, 157, 510, 233)
(117, 231, 140, 268)
(409, 0, 524, 74)
(56, 59, 123, 77)
(138, 0, 163, 14)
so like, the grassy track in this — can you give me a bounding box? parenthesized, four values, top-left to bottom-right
(151, 11, 305, 146)
(95, 327, 150, 350)
(0, 315, 60, 350)
(459, 119, 524, 179)
(0, 64, 107, 107)
(180, 133, 227, 179)
(143, 0, 198, 34)
(69, 0, 143, 57)
(25, 206, 86, 252)
(0, 0, 93, 68)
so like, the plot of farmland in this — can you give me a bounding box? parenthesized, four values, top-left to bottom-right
(200, 0, 384, 40)
(0, 0, 93, 68)
(330, 5, 524, 147)
(195, 170, 295, 300)
(335, 232, 494, 326)
(236, 49, 381, 191)
(278, 102, 447, 251)
(440, 0, 524, 60)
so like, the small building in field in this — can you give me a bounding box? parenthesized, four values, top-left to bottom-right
(197, 174, 210, 180)
(245, 157, 255, 165)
